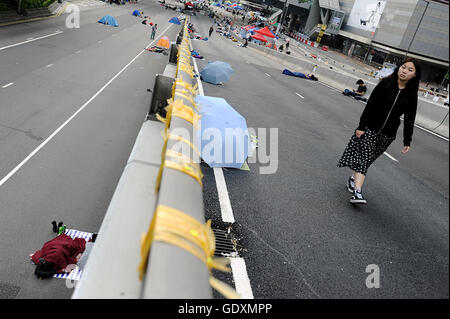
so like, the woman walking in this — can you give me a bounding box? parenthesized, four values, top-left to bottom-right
(337, 58, 421, 205)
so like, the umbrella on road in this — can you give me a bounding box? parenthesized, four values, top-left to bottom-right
(98, 15, 118, 27)
(169, 17, 181, 25)
(132, 9, 141, 17)
(196, 95, 250, 169)
(156, 36, 170, 49)
(200, 61, 233, 85)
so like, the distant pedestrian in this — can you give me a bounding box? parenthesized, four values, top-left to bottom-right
(337, 58, 421, 205)
(209, 26, 214, 37)
(343, 79, 367, 99)
(285, 39, 290, 50)
(151, 24, 157, 40)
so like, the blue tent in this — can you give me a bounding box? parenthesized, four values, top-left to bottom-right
(98, 15, 118, 27)
(196, 96, 250, 169)
(168, 17, 181, 25)
(132, 10, 140, 17)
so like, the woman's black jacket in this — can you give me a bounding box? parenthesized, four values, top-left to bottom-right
(357, 77, 418, 146)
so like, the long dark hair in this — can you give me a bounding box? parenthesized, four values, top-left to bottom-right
(34, 258, 56, 279)
(383, 58, 422, 93)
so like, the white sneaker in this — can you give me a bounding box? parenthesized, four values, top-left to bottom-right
(350, 190, 367, 205)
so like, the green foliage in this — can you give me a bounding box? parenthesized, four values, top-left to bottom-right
(0, 2, 10, 11)
(19, 0, 56, 9)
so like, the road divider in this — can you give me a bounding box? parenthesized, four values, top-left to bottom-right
(73, 18, 239, 299)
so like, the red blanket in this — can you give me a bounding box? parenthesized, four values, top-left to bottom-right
(32, 234, 86, 273)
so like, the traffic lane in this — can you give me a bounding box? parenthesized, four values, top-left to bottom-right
(215, 64, 448, 297)
(0, 10, 178, 180)
(268, 67, 449, 297)
(190, 24, 448, 297)
(0, 3, 161, 84)
(0, 37, 169, 298)
(265, 69, 450, 197)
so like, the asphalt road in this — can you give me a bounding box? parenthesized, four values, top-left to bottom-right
(0, 0, 448, 299)
(189, 12, 449, 298)
(0, 1, 179, 299)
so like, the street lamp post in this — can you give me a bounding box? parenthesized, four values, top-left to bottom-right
(275, 0, 289, 37)
(405, 0, 430, 59)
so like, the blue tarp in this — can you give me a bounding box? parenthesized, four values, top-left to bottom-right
(282, 69, 308, 78)
(282, 69, 318, 81)
(168, 17, 181, 25)
(98, 15, 118, 27)
(196, 96, 250, 168)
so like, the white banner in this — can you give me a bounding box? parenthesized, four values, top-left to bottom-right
(347, 0, 386, 32)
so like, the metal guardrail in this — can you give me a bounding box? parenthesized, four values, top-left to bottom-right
(73, 18, 238, 299)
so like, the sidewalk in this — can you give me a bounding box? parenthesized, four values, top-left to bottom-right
(0, 1, 67, 26)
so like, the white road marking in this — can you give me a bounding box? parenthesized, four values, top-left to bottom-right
(46, 64, 54, 68)
(2, 82, 14, 88)
(407, 119, 449, 142)
(189, 40, 235, 223)
(76, 50, 81, 53)
(190, 37, 254, 297)
(265, 73, 271, 77)
(213, 167, 235, 223)
(383, 152, 399, 162)
(0, 31, 63, 51)
(0, 24, 173, 188)
(296, 92, 304, 99)
(230, 257, 254, 299)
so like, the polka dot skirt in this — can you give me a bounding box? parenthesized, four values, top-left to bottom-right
(337, 129, 396, 175)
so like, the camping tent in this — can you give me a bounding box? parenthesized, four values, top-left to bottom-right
(156, 36, 170, 49)
(168, 17, 181, 24)
(251, 33, 267, 42)
(254, 26, 275, 38)
(98, 15, 118, 27)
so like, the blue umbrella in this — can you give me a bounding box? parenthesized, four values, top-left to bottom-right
(196, 96, 250, 168)
(98, 15, 118, 27)
(132, 10, 140, 17)
(200, 61, 233, 85)
(169, 17, 181, 25)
